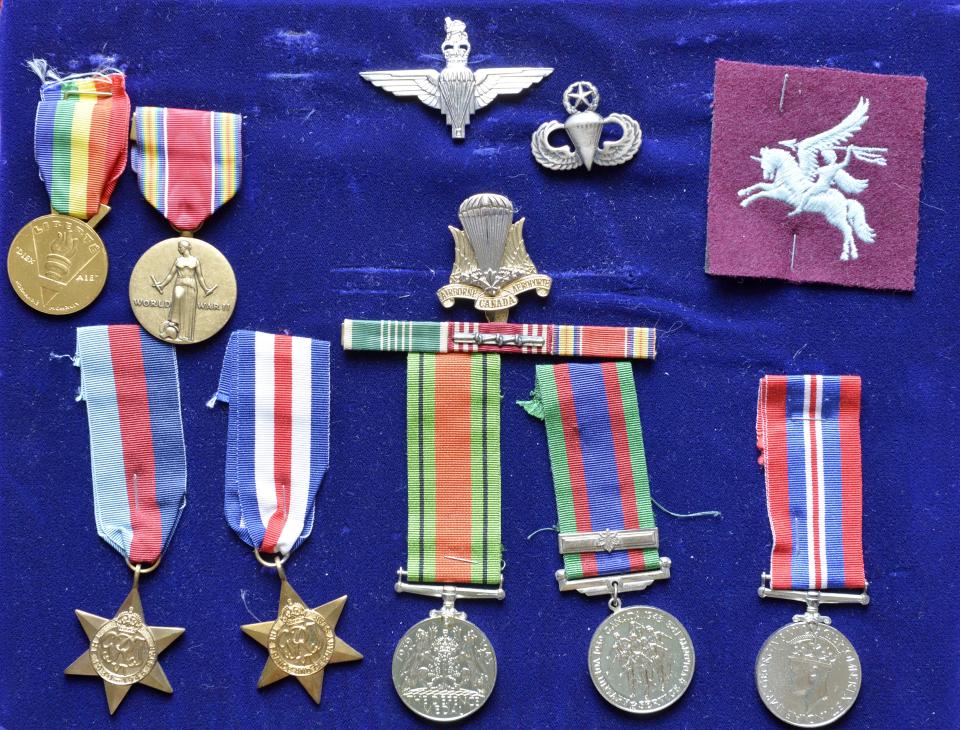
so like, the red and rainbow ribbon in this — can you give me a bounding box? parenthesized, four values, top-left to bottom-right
(131, 106, 242, 232)
(406, 353, 502, 585)
(523, 362, 659, 580)
(35, 72, 130, 219)
(75, 325, 186, 564)
(211, 330, 330, 556)
(757, 375, 866, 591)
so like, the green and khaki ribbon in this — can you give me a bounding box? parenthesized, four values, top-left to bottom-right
(406, 353, 501, 585)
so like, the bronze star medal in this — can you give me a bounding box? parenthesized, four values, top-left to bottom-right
(241, 579, 362, 703)
(65, 584, 184, 714)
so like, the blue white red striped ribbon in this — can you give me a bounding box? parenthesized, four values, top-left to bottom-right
(757, 375, 866, 591)
(211, 330, 330, 555)
(75, 325, 186, 564)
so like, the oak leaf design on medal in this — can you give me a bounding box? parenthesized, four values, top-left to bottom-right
(737, 97, 888, 262)
(360, 17, 553, 140)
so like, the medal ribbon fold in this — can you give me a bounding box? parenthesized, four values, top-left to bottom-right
(757, 375, 866, 591)
(407, 353, 502, 585)
(131, 106, 242, 232)
(343, 320, 656, 360)
(211, 330, 330, 555)
(76, 325, 186, 564)
(522, 362, 660, 580)
(35, 72, 131, 219)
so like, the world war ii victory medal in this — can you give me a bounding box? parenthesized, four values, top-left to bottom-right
(755, 375, 869, 727)
(67, 326, 187, 714)
(521, 362, 694, 713)
(361, 17, 552, 140)
(7, 68, 130, 315)
(210, 331, 361, 704)
(129, 107, 239, 344)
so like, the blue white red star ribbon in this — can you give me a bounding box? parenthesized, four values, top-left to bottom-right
(211, 330, 330, 555)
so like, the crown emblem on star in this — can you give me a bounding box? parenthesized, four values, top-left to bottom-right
(279, 599, 309, 624)
(114, 608, 145, 631)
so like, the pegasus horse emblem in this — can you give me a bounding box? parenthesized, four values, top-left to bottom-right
(360, 17, 553, 140)
(737, 97, 888, 261)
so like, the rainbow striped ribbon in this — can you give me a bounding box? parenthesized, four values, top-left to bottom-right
(35, 72, 130, 219)
(523, 362, 659, 580)
(757, 375, 866, 591)
(407, 353, 501, 585)
(75, 325, 186, 564)
(131, 107, 242, 232)
(211, 331, 330, 556)
(343, 319, 656, 360)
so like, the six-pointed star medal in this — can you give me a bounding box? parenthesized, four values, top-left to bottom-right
(241, 579, 362, 703)
(65, 585, 184, 714)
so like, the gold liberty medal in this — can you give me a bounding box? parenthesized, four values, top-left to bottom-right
(241, 554, 362, 703)
(66, 565, 184, 714)
(7, 207, 109, 315)
(129, 234, 237, 345)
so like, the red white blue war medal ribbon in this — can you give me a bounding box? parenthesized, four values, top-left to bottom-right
(67, 325, 187, 714)
(128, 107, 240, 345)
(209, 330, 361, 703)
(521, 362, 694, 713)
(755, 375, 868, 727)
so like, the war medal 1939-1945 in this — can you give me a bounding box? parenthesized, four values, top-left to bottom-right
(210, 331, 361, 704)
(361, 17, 552, 140)
(128, 107, 239, 344)
(67, 326, 187, 714)
(7, 64, 130, 315)
(532, 81, 642, 171)
(437, 193, 551, 323)
(755, 375, 869, 728)
(392, 353, 504, 722)
(521, 362, 695, 714)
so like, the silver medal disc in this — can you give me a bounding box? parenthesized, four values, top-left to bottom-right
(588, 605, 695, 713)
(392, 615, 497, 722)
(756, 622, 861, 727)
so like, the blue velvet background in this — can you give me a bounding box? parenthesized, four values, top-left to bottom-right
(1, 1, 958, 728)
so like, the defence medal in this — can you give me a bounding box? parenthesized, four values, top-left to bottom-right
(392, 353, 503, 722)
(521, 362, 695, 714)
(532, 81, 642, 171)
(67, 325, 187, 713)
(7, 66, 130, 315)
(129, 107, 240, 344)
(755, 375, 869, 727)
(361, 17, 552, 140)
(437, 194, 552, 322)
(210, 330, 361, 703)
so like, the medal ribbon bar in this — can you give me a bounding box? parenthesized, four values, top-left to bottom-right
(522, 362, 667, 595)
(400, 353, 503, 594)
(210, 330, 330, 555)
(36, 72, 130, 220)
(131, 107, 242, 232)
(757, 375, 866, 592)
(75, 325, 186, 563)
(343, 319, 656, 360)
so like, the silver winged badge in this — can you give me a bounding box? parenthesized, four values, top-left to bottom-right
(438, 194, 551, 322)
(360, 17, 553, 140)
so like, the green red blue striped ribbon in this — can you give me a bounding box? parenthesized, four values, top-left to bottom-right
(75, 325, 186, 564)
(406, 353, 501, 585)
(35, 72, 130, 219)
(757, 375, 866, 591)
(131, 107, 242, 232)
(523, 362, 659, 580)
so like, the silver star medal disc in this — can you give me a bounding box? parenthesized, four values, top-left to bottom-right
(532, 81, 642, 170)
(589, 605, 695, 714)
(360, 17, 553, 140)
